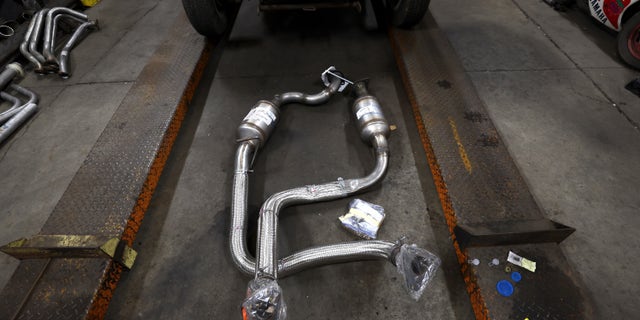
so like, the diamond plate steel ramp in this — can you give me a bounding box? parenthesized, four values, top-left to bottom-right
(389, 14, 595, 320)
(0, 12, 211, 320)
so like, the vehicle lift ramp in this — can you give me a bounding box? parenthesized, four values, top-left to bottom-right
(0, 5, 592, 320)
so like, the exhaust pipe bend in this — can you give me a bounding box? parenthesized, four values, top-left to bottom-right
(255, 80, 391, 279)
(28, 10, 49, 73)
(0, 84, 40, 123)
(231, 141, 396, 278)
(273, 80, 341, 106)
(0, 63, 24, 91)
(277, 239, 398, 277)
(43, 7, 88, 64)
(256, 133, 389, 279)
(0, 92, 23, 123)
(10, 84, 39, 105)
(20, 17, 41, 71)
(59, 20, 97, 78)
(0, 85, 39, 144)
(48, 13, 88, 67)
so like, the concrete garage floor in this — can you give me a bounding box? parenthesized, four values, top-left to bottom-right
(0, 0, 182, 290)
(431, 1, 640, 318)
(0, 0, 638, 319)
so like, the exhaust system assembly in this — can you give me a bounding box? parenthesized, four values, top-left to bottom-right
(233, 67, 441, 319)
(19, 7, 97, 77)
(0, 63, 40, 144)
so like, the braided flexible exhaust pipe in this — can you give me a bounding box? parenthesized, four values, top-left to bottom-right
(232, 70, 440, 319)
(254, 80, 392, 279)
(231, 72, 344, 275)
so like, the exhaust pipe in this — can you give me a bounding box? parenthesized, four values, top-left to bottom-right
(28, 10, 49, 73)
(50, 13, 88, 64)
(233, 71, 441, 319)
(43, 7, 88, 66)
(19, 7, 94, 77)
(0, 92, 23, 123)
(0, 63, 24, 91)
(0, 102, 39, 144)
(0, 84, 39, 144)
(59, 20, 97, 78)
(20, 17, 42, 71)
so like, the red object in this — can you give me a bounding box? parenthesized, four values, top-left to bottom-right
(604, 0, 631, 29)
(627, 22, 640, 58)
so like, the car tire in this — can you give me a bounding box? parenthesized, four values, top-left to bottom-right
(388, 0, 430, 28)
(618, 11, 640, 69)
(182, 0, 229, 38)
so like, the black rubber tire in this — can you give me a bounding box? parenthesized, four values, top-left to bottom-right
(182, 0, 229, 38)
(388, 0, 430, 28)
(617, 11, 640, 70)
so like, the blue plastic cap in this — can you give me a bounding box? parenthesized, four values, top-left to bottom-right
(496, 280, 514, 297)
(511, 271, 522, 282)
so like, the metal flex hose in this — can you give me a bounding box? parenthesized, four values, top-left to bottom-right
(232, 140, 395, 278)
(255, 80, 391, 279)
(230, 73, 398, 281)
(231, 73, 343, 275)
(43, 7, 88, 65)
(0, 84, 39, 123)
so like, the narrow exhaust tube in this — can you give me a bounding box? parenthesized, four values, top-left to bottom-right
(43, 7, 88, 65)
(58, 20, 97, 78)
(49, 13, 89, 67)
(0, 63, 24, 91)
(28, 10, 49, 73)
(20, 17, 41, 71)
(19, 7, 94, 77)
(0, 84, 39, 144)
(0, 102, 39, 144)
